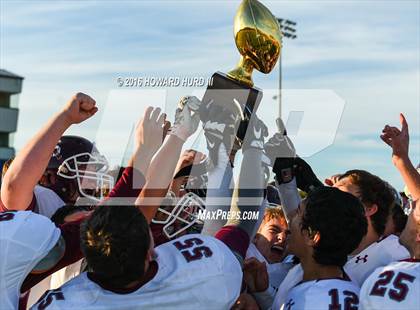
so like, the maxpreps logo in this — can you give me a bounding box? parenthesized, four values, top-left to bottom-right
(196, 210, 260, 221)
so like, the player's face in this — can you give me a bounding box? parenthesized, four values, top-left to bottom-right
(286, 202, 307, 259)
(333, 177, 361, 199)
(255, 217, 289, 263)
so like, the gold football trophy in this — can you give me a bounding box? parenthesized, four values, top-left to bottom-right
(202, 0, 282, 138)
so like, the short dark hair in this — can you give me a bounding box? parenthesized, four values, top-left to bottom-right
(340, 170, 393, 236)
(50, 204, 93, 225)
(392, 204, 408, 234)
(81, 205, 150, 288)
(301, 187, 367, 267)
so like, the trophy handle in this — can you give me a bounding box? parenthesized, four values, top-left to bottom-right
(227, 56, 255, 87)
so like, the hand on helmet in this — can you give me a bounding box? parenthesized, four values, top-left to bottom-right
(135, 106, 166, 155)
(170, 96, 200, 141)
(61, 92, 98, 125)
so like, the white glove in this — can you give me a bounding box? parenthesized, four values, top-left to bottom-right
(170, 96, 200, 141)
(178, 95, 201, 112)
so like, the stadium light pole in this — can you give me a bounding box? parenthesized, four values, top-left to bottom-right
(274, 18, 297, 119)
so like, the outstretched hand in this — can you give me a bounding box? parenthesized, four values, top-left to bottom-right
(61, 92, 98, 125)
(135, 106, 166, 156)
(380, 113, 410, 165)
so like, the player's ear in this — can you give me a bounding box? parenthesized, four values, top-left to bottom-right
(312, 231, 321, 245)
(303, 228, 320, 246)
(364, 204, 378, 217)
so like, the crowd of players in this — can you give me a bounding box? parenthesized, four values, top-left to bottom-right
(0, 92, 419, 309)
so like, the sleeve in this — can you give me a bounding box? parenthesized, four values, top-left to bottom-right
(0, 193, 36, 212)
(103, 167, 145, 201)
(215, 225, 250, 261)
(20, 218, 84, 292)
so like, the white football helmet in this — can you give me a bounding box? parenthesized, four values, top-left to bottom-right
(152, 191, 205, 239)
(57, 151, 114, 202)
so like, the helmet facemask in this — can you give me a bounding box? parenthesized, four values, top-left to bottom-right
(152, 191, 205, 239)
(57, 152, 114, 202)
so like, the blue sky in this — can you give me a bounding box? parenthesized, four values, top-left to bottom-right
(1, 0, 419, 190)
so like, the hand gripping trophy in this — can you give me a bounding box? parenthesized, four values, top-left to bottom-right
(202, 0, 282, 139)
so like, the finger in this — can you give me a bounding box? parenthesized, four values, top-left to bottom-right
(163, 120, 171, 131)
(380, 135, 392, 146)
(76, 92, 96, 105)
(325, 179, 334, 186)
(157, 112, 166, 126)
(400, 113, 409, 134)
(381, 128, 398, 138)
(243, 257, 260, 270)
(143, 106, 154, 121)
(87, 106, 98, 117)
(150, 107, 162, 122)
(386, 126, 400, 133)
(80, 99, 96, 112)
(276, 118, 287, 135)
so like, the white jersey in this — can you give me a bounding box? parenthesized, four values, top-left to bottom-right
(272, 235, 410, 309)
(246, 244, 295, 310)
(360, 260, 420, 310)
(33, 185, 65, 218)
(344, 234, 410, 286)
(28, 260, 83, 308)
(246, 243, 294, 290)
(0, 211, 61, 309)
(272, 264, 304, 310)
(32, 234, 242, 310)
(279, 278, 360, 310)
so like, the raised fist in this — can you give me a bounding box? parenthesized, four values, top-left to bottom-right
(61, 92, 98, 124)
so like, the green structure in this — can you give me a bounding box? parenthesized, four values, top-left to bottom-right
(0, 69, 23, 175)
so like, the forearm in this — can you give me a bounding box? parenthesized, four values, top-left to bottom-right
(201, 144, 234, 236)
(136, 135, 184, 223)
(395, 156, 420, 200)
(128, 147, 155, 178)
(226, 148, 265, 239)
(1, 113, 71, 210)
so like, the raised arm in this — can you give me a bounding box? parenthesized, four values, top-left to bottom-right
(135, 97, 199, 223)
(381, 113, 420, 200)
(1, 93, 97, 211)
(105, 107, 167, 201)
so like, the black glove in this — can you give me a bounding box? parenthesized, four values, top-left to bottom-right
(293, 156, 324, 193)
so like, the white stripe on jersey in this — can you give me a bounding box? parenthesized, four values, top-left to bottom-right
(32, 234, 242, 310)
(360, 260, 420, 310)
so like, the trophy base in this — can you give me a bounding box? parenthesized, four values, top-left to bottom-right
(202, 72, 263, 140)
